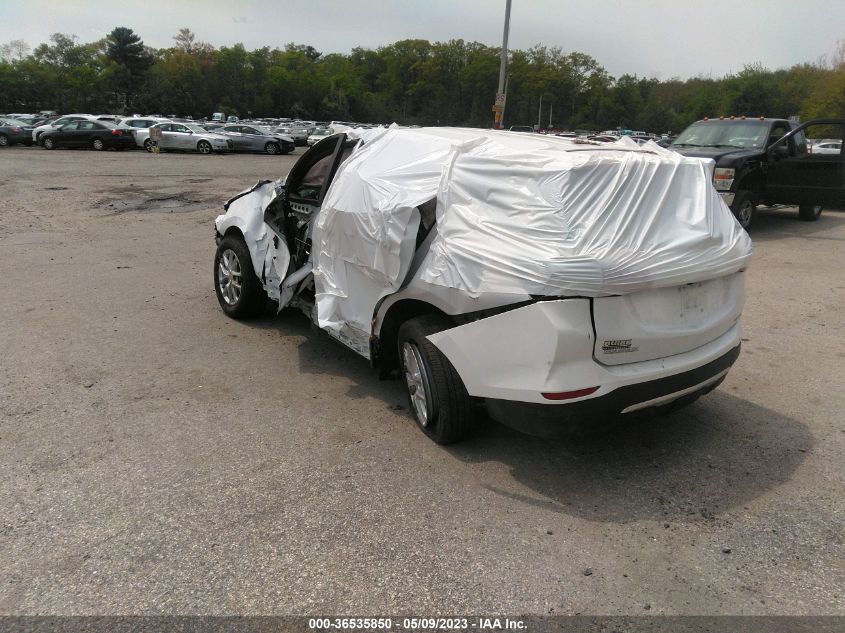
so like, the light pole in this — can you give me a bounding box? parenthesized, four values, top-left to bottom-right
(493, 0, 512, 129)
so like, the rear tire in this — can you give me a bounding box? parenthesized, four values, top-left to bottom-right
(91, 138, 105, 151)
(397, 314, 478, 444)
(798, 203, 822, 222)
(0, 134, 8, 147)
(213, 234, 268, 319)
(730, 190, 755, 230)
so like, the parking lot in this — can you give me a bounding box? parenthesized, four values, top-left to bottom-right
(1, 146, 843, 615)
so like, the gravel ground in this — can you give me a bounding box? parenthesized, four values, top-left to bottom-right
(0, 145, 843, 616)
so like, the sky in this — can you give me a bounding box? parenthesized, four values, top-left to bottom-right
(5, 0, 845, 79)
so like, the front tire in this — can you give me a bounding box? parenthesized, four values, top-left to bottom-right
(730, 190, 756, 230)
(798, 203, 822, 222)
(0, 134, 8, 147)
(42, 137, 55, 150)
(197, 140, 212, 154)
(264, 142, 280, 155)
(144, 138, 154, 152)
(214, 235, 268, 318)
(397, 314, 478, 444)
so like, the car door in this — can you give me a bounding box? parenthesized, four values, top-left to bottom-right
(53, 121, 80, 146)
(76, 120, 100, 146)
(239, 126, 264, 151)
(155, 124, 176, 148)
(264, 134, 351, 307)
(222, 125, 248, 150)
(168, 123, 194, 150)
(766, 119, 845, 208)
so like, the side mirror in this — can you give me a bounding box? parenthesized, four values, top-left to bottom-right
(770, 144, 790, 159)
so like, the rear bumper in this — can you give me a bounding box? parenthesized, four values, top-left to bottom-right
(486, 344, 739, 437)
(719, 191, 735, 206)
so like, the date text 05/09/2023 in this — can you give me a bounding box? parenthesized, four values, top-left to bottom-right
(308, 617, 527, 630)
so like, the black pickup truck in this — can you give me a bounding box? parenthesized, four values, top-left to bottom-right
(671, 117, 845, 229)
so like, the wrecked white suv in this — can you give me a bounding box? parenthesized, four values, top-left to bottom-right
(213, 128, 752, 443)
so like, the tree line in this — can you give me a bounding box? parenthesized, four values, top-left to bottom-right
(2, 28, 845, 132)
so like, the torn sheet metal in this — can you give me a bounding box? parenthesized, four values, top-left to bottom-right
(215, 180, 289, 303)
(311, 128, 752, 350)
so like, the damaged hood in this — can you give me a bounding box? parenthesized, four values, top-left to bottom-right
(312, 127, 752, 339)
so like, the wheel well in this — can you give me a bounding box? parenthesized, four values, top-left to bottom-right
(374, 299, 450, 376)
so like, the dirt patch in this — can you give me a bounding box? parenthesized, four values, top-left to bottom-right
(103, 192, 211, 213)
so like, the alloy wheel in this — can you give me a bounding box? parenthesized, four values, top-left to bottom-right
(402, 341, 431, 426)
(217, 249, 243, 306)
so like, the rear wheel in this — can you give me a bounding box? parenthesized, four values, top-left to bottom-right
(397, 314, 478, 444)
(730, 190, 755, 230)
(197, 140, 212, 154)
(264, 142, 280, 155)
(91, 138, 105, 151)
(214, 234, 268, 318)
(798, 203, 822, 222)
(0, 134, 8, 147)
(42, 137, 55, 150)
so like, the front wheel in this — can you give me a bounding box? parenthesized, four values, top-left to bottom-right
(730, 190, 756, 230)
(397, 315, 478, 444)
(91, 138, 105, 151)
(143, 138, 154, 152)
(42, 137, 55, 150)
(798, 203, 822, 222)
(0, 134, 8, 147)
(197, 140, 212, 154)
(264, 142, 280, 155)
(214, 235, 268, 318)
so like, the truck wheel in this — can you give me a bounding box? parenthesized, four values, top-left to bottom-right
(214, 234, 268, 318)
(397, 314, 478, 444)
(798, 204, 822, 222)
(730, 191, 756, 230)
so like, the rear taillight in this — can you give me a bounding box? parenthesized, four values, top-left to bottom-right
(111, 129, 122, 136)
(12, 127, 22, 132)
(541, 386, 600, 401)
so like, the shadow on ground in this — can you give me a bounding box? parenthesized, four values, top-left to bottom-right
(252, 311, 812, 525)
(748, 206, 845, 242)
(448, 391, 812, 524)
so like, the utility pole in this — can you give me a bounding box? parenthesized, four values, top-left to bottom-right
(549, 101, 552, 129)
(493, 0, 512, 129)
(537, 94, 542, 129)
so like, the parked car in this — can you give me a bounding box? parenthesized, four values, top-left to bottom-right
(275, 125, 311, 145)
(672, 117, 845, 228)
(39, 120, 135, 151)
(212, 128, 751, 444)
(809, 140, 841, 155)
(218, 124, 295, 154)
(31, 114, 96, 143)
(306, 127, 332, 146)
(135, 122, 233, 154)
(508, 125, 535, 133)
(0, 121, 35, 146)
(117, 117, 171, 146)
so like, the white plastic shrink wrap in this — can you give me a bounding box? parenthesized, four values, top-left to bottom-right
(311, 128, 752, 345)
